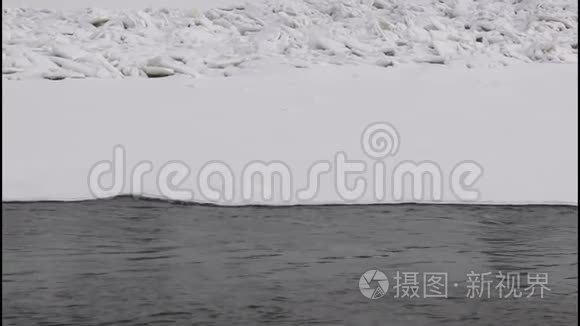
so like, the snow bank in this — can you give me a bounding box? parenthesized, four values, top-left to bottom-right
(3, 0, 578, 80)
(2, 0, 237, 10)
(3, 0, 577, 205)
(2, 64, 577, 205)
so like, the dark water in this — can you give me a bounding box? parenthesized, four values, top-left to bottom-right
(2, 197, 578, 326)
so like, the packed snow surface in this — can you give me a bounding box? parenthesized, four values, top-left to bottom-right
(3, 0, 578, 80)
(3, 64, 577, 204)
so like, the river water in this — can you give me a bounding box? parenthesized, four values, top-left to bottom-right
(2, 197, 577, 325)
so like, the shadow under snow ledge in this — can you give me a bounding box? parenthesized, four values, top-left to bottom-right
(2, 64, 577, 205)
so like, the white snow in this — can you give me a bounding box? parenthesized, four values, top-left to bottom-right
(2, 0, 578, 80)
(2, 0, 236, 10)
(2, 0, 577, 205)
(2, 64, 577, 205)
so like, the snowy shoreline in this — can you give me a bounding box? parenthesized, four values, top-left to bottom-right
(3, 1, 577, 205)
(3, 64, 577, 205)
(3, 0, 578, 80)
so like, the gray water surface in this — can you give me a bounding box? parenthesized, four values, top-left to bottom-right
(2, 198, 578, 325)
